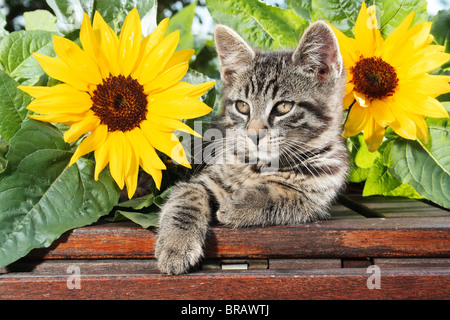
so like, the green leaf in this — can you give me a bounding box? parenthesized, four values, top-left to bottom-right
(46, 0, 157, 37)
(113, 211, 159, 228)
(0, 139, 8, 174)
(206, 0, 309, 50)
(431, 10, 450, 53)
(0, 30, 55, 85)
(363, 156, 401, 196)
(388, 119, 450, 208)
(0, 120, 120, 268)
(431, 9, 450, 71)
(378, 0, 428, 37)
(311, 0, 428, 38)
(354, 134, 379, 168)
(153, 187, 172, 209)
(46, 0, 94, 37)
(167, 1, 197, 51)
(0, 11, 8, 39)
(24, 10, 58, 32)
(287, 0, 311, 21)
(0, 70, 32, 141)
(118, 193, 155, 210)
(346, 134, 377, 183)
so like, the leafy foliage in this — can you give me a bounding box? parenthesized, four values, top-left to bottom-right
(0, 120, 120, 267)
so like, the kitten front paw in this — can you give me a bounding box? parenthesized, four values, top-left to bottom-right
(155, 231, 203, 275)
(217, 187, 268, 227)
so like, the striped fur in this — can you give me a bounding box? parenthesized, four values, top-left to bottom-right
(155, 21, 349, 275)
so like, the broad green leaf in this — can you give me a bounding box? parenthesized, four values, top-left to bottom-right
(346, 134, 377, 183)
(0, 120, 120, 268)
(206, 0, 309, 50)
(167, 1, 197, 51)
(153, 187, 172, 209)
(0, 30, 55, 85)
(118, 193, 155, 210)
(0, 11, 8, 39)
(431, 10, 450, 53)
(354, 134, 379, 168)
(311, 0, 428, 37)
(431, 9, 450, 71)
(363, 156, 401, 196)
(24, 10, 58, 32)
(46, 0, 94, 37)
(46, 0, 157, 37)
(287, 0, 311, 21)
(388, 117, 450, 208)
(0, 70, 32, 141)
(113, 211, 159, 228)
(0, 139, 8, 174)
(378, 0, 428, 37)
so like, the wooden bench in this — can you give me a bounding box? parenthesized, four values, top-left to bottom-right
(1, 192, 449, 300)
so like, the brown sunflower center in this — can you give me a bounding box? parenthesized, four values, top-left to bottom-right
(350, 56, 399, 100)
(91, 75, 148, 132)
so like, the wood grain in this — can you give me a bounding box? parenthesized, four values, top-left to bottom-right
(1, 268, 448, 300)
(26, 216, 450, 260)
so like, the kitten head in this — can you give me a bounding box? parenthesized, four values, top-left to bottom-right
(214, 22, 346, 166)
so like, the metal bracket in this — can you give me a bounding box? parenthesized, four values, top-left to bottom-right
(201, 259, 268, 270)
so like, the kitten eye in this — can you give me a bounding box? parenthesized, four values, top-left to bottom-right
(235, 101, 250, 115)
(274, 101, 294, 115)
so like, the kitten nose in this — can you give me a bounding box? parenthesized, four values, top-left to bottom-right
(247, 121, 268, 146)
(248, 130, 267, 145)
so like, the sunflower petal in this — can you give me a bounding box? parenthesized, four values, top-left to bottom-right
(395, 89, 449, 118)
(148, 98, 212, 119)
(80, 13, 109, 78)
(144, 62, 189, 94)
(63, 111, 100, 143)
(69, 124, 108, 166)
(28, 113, 85, 125)
(26, 90, 93, 114)
(147, 115, 202, 138)
(354, 2, 382, 57)
(126, 128, 166, 170)
(134, 31, 180, 85)
(141, 121, 191, 168)
(52, 35, 102, 85)
(33, 53, 88, 91)
(390, 106, 417, 140)
(93, 10, 120, 76)
(118, 8, 142, 76)
(371, 98, 395, 127)
(343, 103, 370, 137)
(384, 12, 415, 51)
(124, 132, 140, 198)
(133, 17, 170, 75)
(163, 49, 195, 70)
(18, 84, 81, 98)
(94, 135, 111, 180)
(148, 81, 216, 101)
(363, 116, 385, 152)
(108, 131, 126, 189)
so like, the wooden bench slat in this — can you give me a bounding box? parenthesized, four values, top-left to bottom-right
(345, 194, 450, 218)
(25, 216, 450, 260)
(1, 267, 449, 300)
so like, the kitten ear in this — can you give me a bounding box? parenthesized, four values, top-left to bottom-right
(292, 21, 343, 82)
(214, 25, 255, 84)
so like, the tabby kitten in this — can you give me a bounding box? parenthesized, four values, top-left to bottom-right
(155, 21, 349, 275)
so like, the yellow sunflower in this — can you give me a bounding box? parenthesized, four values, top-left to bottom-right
(330, 2, 450, 152)
(19, 9, 215, 198)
